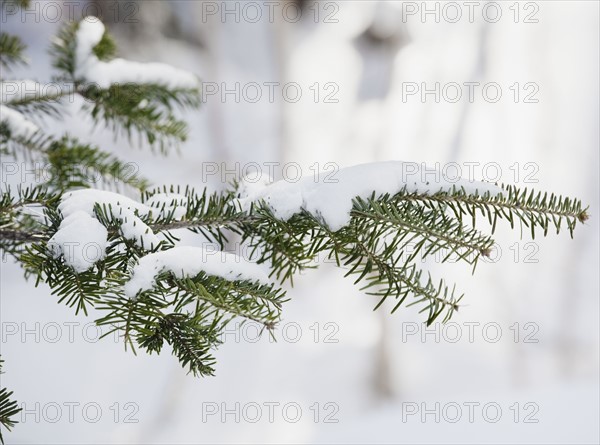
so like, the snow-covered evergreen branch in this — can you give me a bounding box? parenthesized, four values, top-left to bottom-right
(0, 12, 589, 440)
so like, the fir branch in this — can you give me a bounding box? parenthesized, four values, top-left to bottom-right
(50, 19, 116, 80)
(80, 83, 195, 153)
(0, 32, 26, 70)
(20, 242, 109, 316)
(50, 20, 78, 79)
(0, 79, 72, 119)
(50, 20, 201, 152)
(95, 290, 168, 353)
(143, 187, 247, 246)
(0, 13, 589, 419)
(0, 185, 59, 211)
(1, 176, 589, 382)
(0, 357, 20, 445)
(174, 274, 286, 328)
(395, 185, 588, 238)
(46, 136, 149, 191)
(0, 125, 53, 160)
(350, 195, 494, 265)
(0, 186, 56, 257)
(139, 312, 222, 377)
(94, 268, 285, 376)
(314, 216, 462, 325)
(239, 207, 318, 283)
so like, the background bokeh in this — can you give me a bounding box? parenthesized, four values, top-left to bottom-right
(1, 1, 598, 443)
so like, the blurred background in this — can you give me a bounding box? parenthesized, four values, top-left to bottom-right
(1, 1, 598, 443)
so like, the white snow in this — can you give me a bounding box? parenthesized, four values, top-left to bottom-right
(115, 206, 160, 248)
(59, 189, 189, 225)
(59, 188, 159, 250)
(51, 162, 502, 273)
(59, 188, 150, 217)
(75, 17, 201, 90)
(124, 246, 271, 298)
(50, 189, 159, 271)
(238, 161, 504, 231)
(237, 171, 274, 201)
(0, 104, 39, 139)
(47, 210, 108, 273)
(51, 189, 199, 271)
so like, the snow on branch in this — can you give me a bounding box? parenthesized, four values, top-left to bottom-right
(46, 162, 502, 274)
(75, 17, 200, 90)
(0, 9, 589, 389)
(57, 188, 195, 253)
(0, 104, 39, 139)
(124, 246, 271, 298)
(238, 161, 503, 231)
(9, 164, 590, 378)
(48, 210, 108, 273)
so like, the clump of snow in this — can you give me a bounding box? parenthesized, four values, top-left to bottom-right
(59, 188, 159, 250)
(238, 161, 504, 231)
(48, 210, 108, 273)
(124, 246, 271, 298)
(114, 206, 160, 249)
(75, 17, 200, 90)
(0, 105, 39, 139)
(51, 189, 198, 272)
(51, 189, 157, 272)
(59, 188, 150, 217)
(237, 171, 274, 201)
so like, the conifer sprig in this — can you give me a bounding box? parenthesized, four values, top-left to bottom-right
(0, 13, 590, 442)
(393, 184, 589, 238)
(0, 32, 26, 70)
(0, 357, 20, 445)
(7, 181, 588, 331)
(49, 20, 201, 152)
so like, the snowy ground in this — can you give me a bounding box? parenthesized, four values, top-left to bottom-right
(1, 1, 598, 444)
